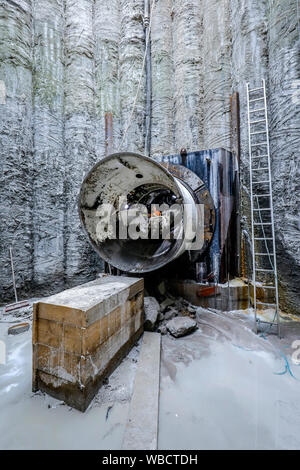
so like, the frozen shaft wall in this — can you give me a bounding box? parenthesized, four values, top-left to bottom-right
(0, 0, 299, 313)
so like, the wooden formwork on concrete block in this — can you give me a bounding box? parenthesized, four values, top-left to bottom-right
(32, 275, 144, 411)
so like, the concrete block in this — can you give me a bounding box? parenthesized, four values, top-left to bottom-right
(32, 275, 144, 411)
(122, 332, 161, 450)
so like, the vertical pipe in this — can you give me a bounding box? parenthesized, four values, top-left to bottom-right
(64, 0, 99, 285)
(0, 0, 33, 300)
(144, 0, 151, 157)
(230, 93, 241, 164)
(230, 92, 241, 276)
(32, 0, 65, 292)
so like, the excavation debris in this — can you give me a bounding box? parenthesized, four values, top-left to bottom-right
(144, 297, 160, 331)
(164, 307, 177, 321)
(157, 325, 167, 335)
(166, 317, 197, 338)
(159, 297, 175, 311)
(148, 294, 201, 337)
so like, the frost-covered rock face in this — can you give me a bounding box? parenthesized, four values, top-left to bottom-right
(0, 0, 299, 313)
(0, 0, 33, 299)
(267, 0, 300, 313)
(33, 0, 65, 292)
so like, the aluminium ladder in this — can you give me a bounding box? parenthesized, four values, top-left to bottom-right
(246, 79, 281, 337)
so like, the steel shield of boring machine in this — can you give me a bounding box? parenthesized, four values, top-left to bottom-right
(79, 152, 216, 273)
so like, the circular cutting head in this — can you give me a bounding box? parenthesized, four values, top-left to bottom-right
(79, 152, 188, 272)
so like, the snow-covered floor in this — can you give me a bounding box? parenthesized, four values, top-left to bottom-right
(1, 304, 300, 449)
(159, 309, 300, 450)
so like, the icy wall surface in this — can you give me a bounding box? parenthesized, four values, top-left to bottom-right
(151, 0, 174, 158)
(33, 0, 65, 292)
(268, 0, 300, 312)
(202, 0, 231, 150)
(64, 0, 99, 284)
(0, 0, 299, 313)
(0, 0, 33, 297)
(230, 0, 269, 281)
(172, 0, 203, 152)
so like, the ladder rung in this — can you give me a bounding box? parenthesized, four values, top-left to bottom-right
(253, 208, 271, 211)
(253, 193, 270, 197)
(251, 154, 269, 158)
(250, 119, 265, 124)
(254, 222, 272, 225)
(255, 252, 274, 255)
(250, 131, 266, 135)
(254, 237, 273, 240)
(252, 167, 269, 171)
(249, 108, 265, 113)
(251, 142, 268, 146)
(255, 320, 278, 326)
(255, 268, 274, 272)
(249, 87, 264, 93)
(252, 180, 270, 184)
(249, 97, 264, 103)
(256, 301, 276, 306)
(256, 285, 276, 289)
